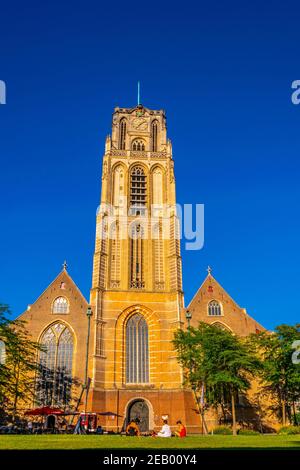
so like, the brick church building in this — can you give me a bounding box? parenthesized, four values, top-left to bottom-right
(19, 104, 266, 433)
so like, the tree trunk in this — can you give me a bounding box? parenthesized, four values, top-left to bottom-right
(12, 360, 20, 423)
(231, 392, 237, 435)
(193, 388, 208, 435)
(221, 402, 226, 423)
(292, 400, 298, 425)
(282, 399, 286, 426)
(257, 397, 263, 434)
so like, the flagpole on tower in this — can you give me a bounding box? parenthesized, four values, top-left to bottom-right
(137, 81, 141, 105)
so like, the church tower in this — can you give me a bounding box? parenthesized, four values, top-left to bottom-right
(89, 104, 193, 431)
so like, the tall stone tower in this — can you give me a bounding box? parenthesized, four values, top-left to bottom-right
(89, 104, 195, 431)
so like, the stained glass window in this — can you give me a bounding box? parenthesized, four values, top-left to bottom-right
(126, 314, 149, 383)
(37, 323, 73, 407)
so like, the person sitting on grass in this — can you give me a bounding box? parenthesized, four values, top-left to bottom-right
(175, 420, 187, 438)
(126, 419, 140, 436)
(154, 419, 172, 437)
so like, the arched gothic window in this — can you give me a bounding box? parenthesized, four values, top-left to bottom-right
(119, 118, 127, 150)
(37, 323, 73, 406)
(151, 120, 159, 152)
(153, 222, 164, 289)
(126, 314, 149, 383)
(0, 340, 6, 365)
(130, 166, 147, 208)
(132, 139, 145, 151)
(52, 297, 69, 314)
(208, 300, 222, 316)
(113, 164, 125, 208)
(152, 167, 163, 205)
(130, 223, 145, 289)
(212, 321, 231, 332)
(110, 222, 121, 287)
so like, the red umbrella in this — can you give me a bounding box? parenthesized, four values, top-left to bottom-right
(98, 411, 122, 417)
(24, 406, 65, 416)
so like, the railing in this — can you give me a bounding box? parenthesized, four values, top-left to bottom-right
(130, 280, 145, 289)
(109, 149, 167, 159)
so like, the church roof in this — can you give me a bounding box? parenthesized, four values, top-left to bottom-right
(18, 264, 88, 318)
(186, 268, 266, 335)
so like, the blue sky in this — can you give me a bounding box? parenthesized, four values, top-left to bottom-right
(1, 0, 300, 329)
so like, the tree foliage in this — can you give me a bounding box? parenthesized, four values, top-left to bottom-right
(248, 324, 300, 425)
(0, 303, 42, 422)
(173, 322, 261, 433)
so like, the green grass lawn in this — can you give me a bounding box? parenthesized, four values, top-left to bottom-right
(0, 435, 300, 450)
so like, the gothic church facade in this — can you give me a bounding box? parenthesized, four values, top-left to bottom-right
(19, 104, 265, 432)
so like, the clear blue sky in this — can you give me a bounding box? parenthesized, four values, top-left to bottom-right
(1, 0, 300, 329)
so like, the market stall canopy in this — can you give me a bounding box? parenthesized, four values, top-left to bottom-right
(98, 411, 122, 417)
(24, 406, 65, 416)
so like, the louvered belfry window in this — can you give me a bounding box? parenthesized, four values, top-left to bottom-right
(130, 166, 147, 208)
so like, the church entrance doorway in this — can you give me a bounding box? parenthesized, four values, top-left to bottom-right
(127, 399, 149, 432)
(46, 414, 56, 430)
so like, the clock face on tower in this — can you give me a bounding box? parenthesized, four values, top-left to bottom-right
(131, 117, 148, 131)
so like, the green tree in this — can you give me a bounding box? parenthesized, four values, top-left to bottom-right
(173, 322, 261, 435)
(249, 324, 300, 425)
(0, 303, 42, 422)
(0, 304, 10, 419)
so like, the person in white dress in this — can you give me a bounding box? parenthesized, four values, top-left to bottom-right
(157, 419, 172, 437)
